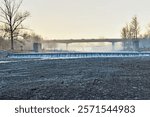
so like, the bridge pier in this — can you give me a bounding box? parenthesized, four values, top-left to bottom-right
(112, 42, 115, 51)
(122, 41, 126, 51)
(66, 43, 69, 51)
(133, 40, 139, 51)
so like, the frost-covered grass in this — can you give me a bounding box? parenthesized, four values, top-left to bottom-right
(0, 57, 150, 100)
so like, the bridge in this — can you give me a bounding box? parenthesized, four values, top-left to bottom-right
(42, 38, 140, 51)
(43, 38, 127, 43)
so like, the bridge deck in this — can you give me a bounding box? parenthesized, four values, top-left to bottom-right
(43, 39, 132, 43)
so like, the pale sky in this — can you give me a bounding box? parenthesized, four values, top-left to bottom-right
(21, 0, 150, 39)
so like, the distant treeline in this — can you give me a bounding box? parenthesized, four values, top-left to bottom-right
(0, 32, 43, 51)
(121, 16, 150, 39)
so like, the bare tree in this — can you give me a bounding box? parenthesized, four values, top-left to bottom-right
(0, 0, 30, 50)
(130, 16, 140, 39)
(121, 16, 140, 39)
(143, 24, 150, 39)
(121, 27, 127, 39)
(121, 24, 132, 39)
(29, 33, 43, 43)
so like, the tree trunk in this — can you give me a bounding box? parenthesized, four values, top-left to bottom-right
(10, 31, 14, 50)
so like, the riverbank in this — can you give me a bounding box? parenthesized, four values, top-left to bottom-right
(0, 57, 150, 100)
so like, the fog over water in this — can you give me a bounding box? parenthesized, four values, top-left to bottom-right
(48, 42, 123, 52)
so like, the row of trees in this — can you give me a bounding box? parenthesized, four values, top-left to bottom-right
(121, 16, 150, 39)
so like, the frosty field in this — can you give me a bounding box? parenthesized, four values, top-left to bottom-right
(0, 57, 150, 100)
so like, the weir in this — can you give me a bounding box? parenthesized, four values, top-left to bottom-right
(7, 52, 150, 59)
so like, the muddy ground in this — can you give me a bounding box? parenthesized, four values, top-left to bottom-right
(0, 57, 150, 100)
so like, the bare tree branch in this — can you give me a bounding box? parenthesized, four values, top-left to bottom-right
(12, 0, 23, 16)
(0, 20, 9, 25)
